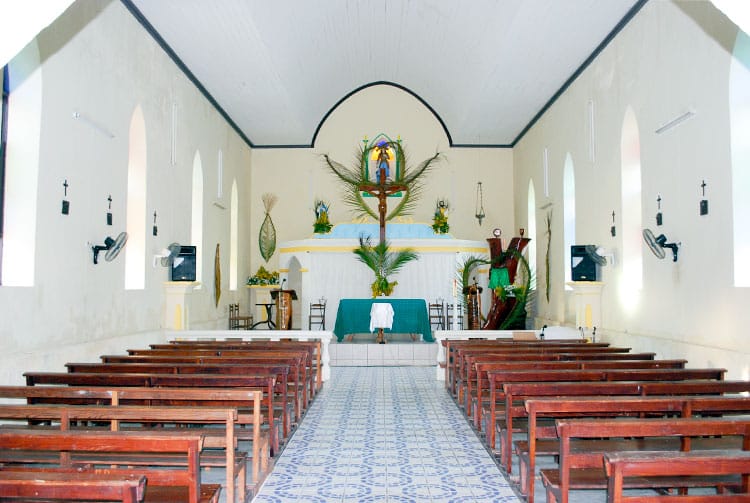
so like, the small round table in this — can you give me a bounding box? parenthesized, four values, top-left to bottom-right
(251, 303, 276, 329)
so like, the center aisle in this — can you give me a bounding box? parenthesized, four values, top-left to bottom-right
(254, 366, 520, 502)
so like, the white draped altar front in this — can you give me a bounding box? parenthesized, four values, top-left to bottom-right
(277, 223, 490, 333)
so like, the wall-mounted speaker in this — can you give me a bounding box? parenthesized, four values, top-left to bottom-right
(171, 245, 196, 282)
(571, 245, 598, 281)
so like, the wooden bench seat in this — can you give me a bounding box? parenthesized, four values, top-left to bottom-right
(23, 372, 283, 455)
(1, 384, 270, 496)
(539, 417, 750, 503)
(0, 428, 220, 503)
(0, 470, 146, 502)
(517, 394, 750, 503)
(0, 403, 250, 503)
(604, 450, 750, 502)
(484, 367, 727, 457)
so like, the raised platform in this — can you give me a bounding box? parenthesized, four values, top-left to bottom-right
(329, 335, 437, 366)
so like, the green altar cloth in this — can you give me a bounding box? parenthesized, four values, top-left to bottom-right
(334, 298, 433, 342)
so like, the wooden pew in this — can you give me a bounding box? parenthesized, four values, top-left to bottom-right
(0, 404, 246, 503)
(118, 348, 313, 406)
(484, 367, 727, 458)
(0, 470, 146, 503)
(0, 428, 220, 503)
(163, 340, 323, 392)
(0, 385, 269, 501)
(519, 394, 750, 503)
(467, 359, 687, 429)
(22, 372, 282, 455)
(66, 360, 304, 423)
(539, 417, 750, 503)
(604, 450, 750, 502)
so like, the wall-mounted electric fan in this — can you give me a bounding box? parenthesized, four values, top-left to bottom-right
(153, 242, 181, 267)
(642, 228, 679, 262)
(91, 232, 128, 264)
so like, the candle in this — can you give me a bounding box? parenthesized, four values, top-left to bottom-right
(584, 304, 592, 328)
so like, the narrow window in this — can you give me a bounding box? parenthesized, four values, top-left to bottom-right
(191, 152, 203, 285)
(229, 179, 238, 290)
(1, 43, 41, 286)
(731, 32, 750, 286)
(563, 154, 575, 289)
(620, 107, 643, 303)
(527, 179, 537, 291)
(125, 106, 146, 290)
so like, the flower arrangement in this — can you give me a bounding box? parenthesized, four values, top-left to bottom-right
(432, 198, 450, 234)
(246, 266, 279, 286)
(313, 199, 332, 234)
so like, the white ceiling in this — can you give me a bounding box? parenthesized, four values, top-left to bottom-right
(125, 0, 643, 148)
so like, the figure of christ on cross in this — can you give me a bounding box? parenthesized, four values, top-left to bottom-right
(358, 155, 407, 246)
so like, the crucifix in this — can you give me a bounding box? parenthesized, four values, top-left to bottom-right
(357, 142, 407, 246)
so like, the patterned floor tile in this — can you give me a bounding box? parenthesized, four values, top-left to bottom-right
(254, 367, 519, 502)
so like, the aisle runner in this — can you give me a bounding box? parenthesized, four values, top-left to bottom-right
(254, 367, 519, 502)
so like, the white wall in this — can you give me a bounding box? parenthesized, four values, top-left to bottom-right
(0, 0, 253, 383)
(514, 0, 749, 379)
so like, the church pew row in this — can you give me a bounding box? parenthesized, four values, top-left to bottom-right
(162, 339, 324, 392)
(0, 404, 247, 503)
(0, 470, 146, 503)
(117, 347, 313, 408)
(444, 339, 623, 391)
(22, 372, 283, 455)
(603, 450, 750, 502)
(0, 428, 220, 503)
(483, 367, 727, 456)
(468, 359, 688, 428)
(518, 394, 750, 503)
(0, 386, 268, 502)
(540, 417, 750, 503)
(68, 360, 304, 423)
(446, 341, 635, 396)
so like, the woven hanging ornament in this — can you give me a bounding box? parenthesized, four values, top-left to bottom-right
(259, 193, 278, 262)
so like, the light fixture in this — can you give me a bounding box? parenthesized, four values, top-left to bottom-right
(152, 211, 158, 236)
(475, 182, 485, 226)
(106, 195, 113, 226)
(655, 109, 695, 134)
(493, 228, 501, 238)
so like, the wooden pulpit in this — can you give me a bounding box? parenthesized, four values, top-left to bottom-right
(271, 289, 297, 330)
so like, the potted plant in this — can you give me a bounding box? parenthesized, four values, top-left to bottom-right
(353, 236, 418, 297)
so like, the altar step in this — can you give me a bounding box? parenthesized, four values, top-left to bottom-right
(329, 336, 437, 366)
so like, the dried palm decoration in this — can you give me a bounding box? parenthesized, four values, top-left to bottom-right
(322, 140, 440, 222)
(259, 193, 278, 262)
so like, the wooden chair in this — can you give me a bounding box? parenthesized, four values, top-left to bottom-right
(429, 301, 445, 330)
(308, 300, 326, 330)
(228, 303, 252, 330)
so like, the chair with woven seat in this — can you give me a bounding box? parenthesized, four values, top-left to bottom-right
(228, 303, 253, 330)
(429, 300, 445, 330)
(308, 300, 326, 330)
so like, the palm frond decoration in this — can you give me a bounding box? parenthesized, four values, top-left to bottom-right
(497, 250, 532, 330)
(259, 193, 278, 262)
(353, 236, 419, 297)
(322, 140, 441, 221)
(458, 255, 491, 297)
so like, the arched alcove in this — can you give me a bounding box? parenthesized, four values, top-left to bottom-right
(125, 105, 146, 290)
(191, 152, 203, 285)
(730, 31, 750, 287)
(620, 106, 643, 307)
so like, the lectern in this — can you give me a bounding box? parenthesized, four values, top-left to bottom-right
(271, 289, 297, 330)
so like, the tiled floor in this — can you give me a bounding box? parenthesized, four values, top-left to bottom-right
(254, 366, 520, 502)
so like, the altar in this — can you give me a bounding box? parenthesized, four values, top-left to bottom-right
(334, 298, 432, 342)
(277, 223, 490, 334)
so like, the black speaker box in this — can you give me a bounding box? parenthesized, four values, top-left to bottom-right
(571, 245, 598, 281)
(171, 245, 197, 281)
